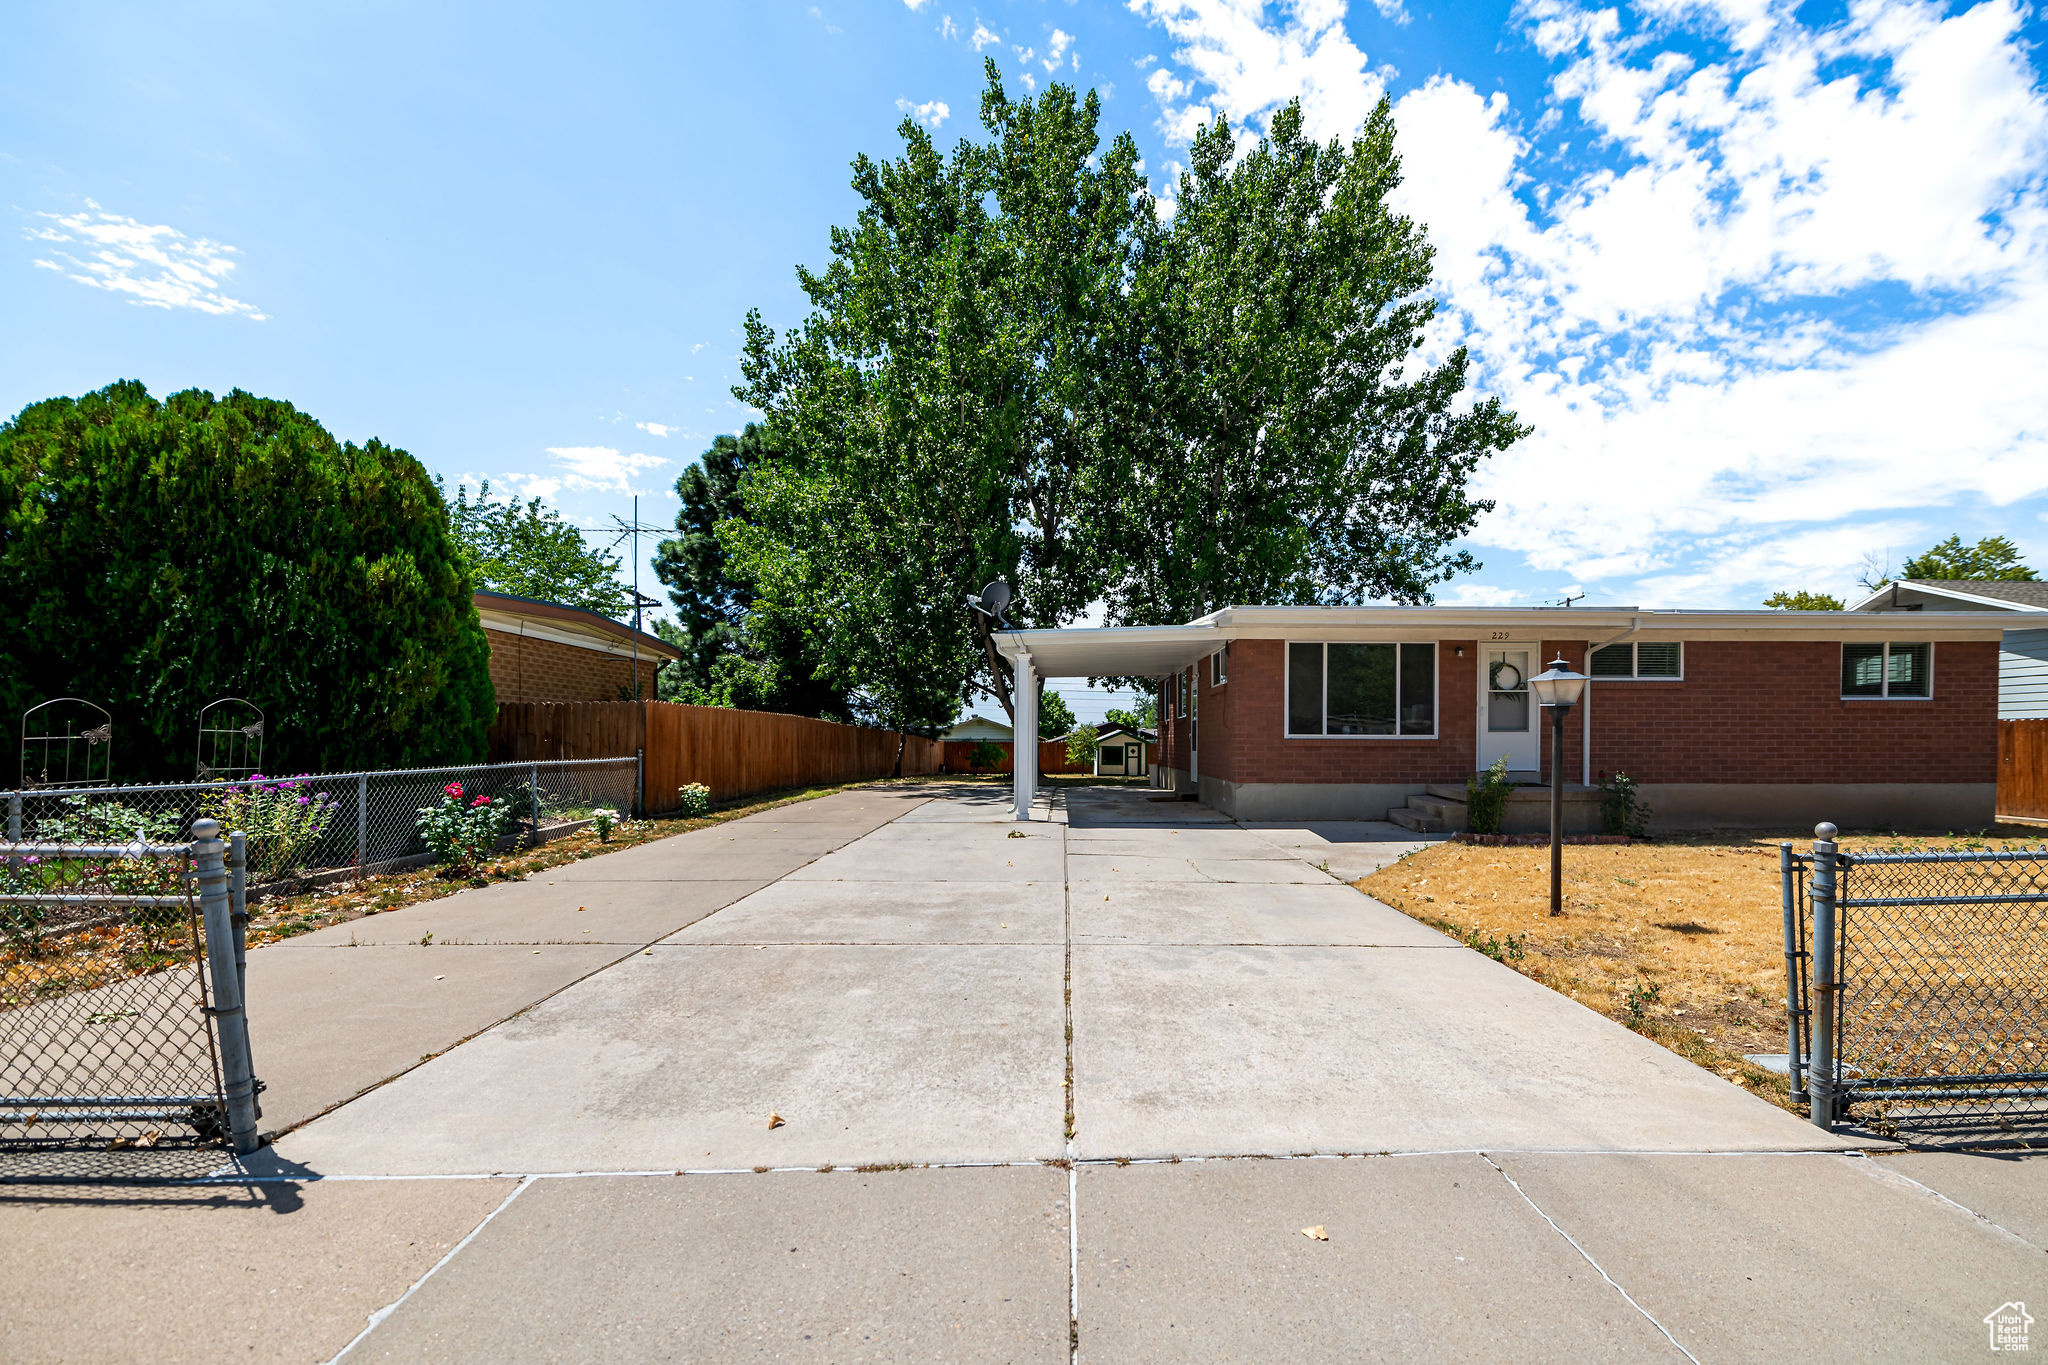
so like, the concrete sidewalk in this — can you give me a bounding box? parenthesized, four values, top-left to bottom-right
(5, 781, 2043, 1363)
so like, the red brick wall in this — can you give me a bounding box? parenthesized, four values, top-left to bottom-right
(1579, 638, 1997, 785)
(486, 628, 663, 704)
(1171, 636, 1996, 788)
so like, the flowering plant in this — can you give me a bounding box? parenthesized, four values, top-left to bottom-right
(417, 782, 512, 870)
(676, 783, 711, 818)
(590, 808, 620, 842)
(201, 774, 340, 883)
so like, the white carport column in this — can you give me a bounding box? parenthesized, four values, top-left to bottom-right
(1013, 650, 1037, 821)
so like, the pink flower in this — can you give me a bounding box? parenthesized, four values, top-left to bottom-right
(444, 782, 463, 799)
(471, 794, 491, 808)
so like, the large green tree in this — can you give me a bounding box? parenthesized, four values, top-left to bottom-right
(445, 478, 630, 617)
(0, 382, 494, 779)
(651, 424, 848, 717)
(727, 65, 1518, 729)
(1764, 589, 1845, 610)
(1900, 534, 2037, 582)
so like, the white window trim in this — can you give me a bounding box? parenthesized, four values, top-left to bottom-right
(1841, 641, 1936, 701)
(1212, 644, 1228, 687)
(1178, 670, 1189, 718)
(1589, 640, 1685, 681)
(1281, 640, 1440, 740)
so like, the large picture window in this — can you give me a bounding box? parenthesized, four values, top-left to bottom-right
(1842, 642, 1931, 699)
(1285, 642, 1437, 737)
(1589, 641, 1683, 679)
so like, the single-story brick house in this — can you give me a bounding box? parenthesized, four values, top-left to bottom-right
(476, 590, 680, 703)
(994, 606, 2003, 830)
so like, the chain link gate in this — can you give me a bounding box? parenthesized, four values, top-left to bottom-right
(1, 821, 259, 1154)
(1782, 824, 2048, 1141)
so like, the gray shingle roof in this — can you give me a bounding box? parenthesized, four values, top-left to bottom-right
(1897, 579, 2048, 609)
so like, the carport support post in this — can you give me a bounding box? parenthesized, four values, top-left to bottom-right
(1013, 650, 1037, 821)
(193, 819, 261, 1156)
(1807, 822, 1840, 1130)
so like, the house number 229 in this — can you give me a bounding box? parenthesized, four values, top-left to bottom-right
(1488, 631, 1510, 640)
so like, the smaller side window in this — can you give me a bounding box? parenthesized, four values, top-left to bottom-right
(1589, 641, 1683, 679)
(1212, 644, 1229, 687)
(1844, 642, 1932, 699)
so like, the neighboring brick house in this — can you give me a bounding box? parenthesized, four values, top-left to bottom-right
(996, 606, 2004, 830)
(475, 590, 680, 703)
(1849, 579, 2048, 719)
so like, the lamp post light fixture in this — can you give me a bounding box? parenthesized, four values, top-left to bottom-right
(1529, 656, 1590, 917)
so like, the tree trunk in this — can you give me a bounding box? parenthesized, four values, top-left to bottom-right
(892, 731, 906, 779)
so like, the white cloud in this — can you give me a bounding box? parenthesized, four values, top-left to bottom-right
(1046, 29, 1074, 73)
(1133, 0, 2048, 606)
(543, 446, 671, 495)
(904, 0, 929, 9)
(971, 20, 1001, 50)
(896, 97, 952, 128)
(25, 201, 266, 318)
(1129, 0, 1387, 144)
(636, 421, 673, 438)
(1370, 0, 1409, 24)
(939, 14, 960, 40)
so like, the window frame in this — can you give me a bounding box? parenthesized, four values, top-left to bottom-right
(1212, 644, 1228, 687)
(1178, 670, 1189, 719)
(1841, 641, 1935, 701)
(1588, 640, 1685, 681)
(1281, 641, 1440, 740)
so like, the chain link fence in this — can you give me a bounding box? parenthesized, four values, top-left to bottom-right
(1, 824, 256, 1153)
(1783, 827, 2048, 1143)
(3, 757, 639, 898)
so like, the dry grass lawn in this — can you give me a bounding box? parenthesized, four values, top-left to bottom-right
(1355, 825, 2048, 1112)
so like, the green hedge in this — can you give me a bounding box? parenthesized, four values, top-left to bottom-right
(0, 381, 494, 780)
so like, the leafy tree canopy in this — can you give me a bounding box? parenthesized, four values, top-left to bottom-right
(1066, 723, 1099, 768)
(652, 424, 850, 718)
(1038, 690, 1077, 739)
(1104, 699, 1157, 733)
(1764, 589, 1845, 610)
(727, 63, 1520, 728)
(1899, 534, 2037, 583)
(0, 381, 494, 779)
(445, 478, 630, 618)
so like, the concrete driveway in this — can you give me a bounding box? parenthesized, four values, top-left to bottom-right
(4, 782, 2043, 1363)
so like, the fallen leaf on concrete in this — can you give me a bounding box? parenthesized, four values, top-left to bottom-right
(768, 1111, 786, 1130)
(434, 974, 446, 981)
(1300, 1225, 1328, 1241)
(105, 1137, 133, 1150)
(578, 906, 586, 912)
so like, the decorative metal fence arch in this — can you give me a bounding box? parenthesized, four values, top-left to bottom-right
(195, 698, 264, 781)
(18, 698, 113, 790)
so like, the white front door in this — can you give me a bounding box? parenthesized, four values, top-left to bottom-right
(1478, 644, 1541, 780)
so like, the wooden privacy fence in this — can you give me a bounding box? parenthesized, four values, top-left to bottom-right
(1999, 718, 2048, 821)
(488, 702, 943, 812)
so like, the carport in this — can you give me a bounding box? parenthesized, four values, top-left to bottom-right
(997, 624, 1223, 820)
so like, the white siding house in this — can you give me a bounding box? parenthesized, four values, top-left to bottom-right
(1852, 580, 2048, 720)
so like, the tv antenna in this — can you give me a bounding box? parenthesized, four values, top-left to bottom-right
(1555, 591, 1586, 608)
(599, 494, 672, 703)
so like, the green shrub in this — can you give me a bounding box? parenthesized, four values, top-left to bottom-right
(676, 783, 712, 818)
(967, 741, 1007, 772)
(1066, 724, 1099, 770)
(416, 782, 512, 870)
(0, 382, 494, 778)
(1465, 755, 1513, 835)
(1598, 770, 1650, 838)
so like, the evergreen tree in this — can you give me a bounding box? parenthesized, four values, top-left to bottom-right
(0, 381, 494, 778)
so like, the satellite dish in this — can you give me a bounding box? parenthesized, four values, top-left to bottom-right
(979, 581, 1012, 619)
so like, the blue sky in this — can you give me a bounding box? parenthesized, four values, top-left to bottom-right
(6, 1, 2047, 722)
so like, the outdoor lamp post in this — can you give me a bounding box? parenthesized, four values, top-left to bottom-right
(1529, 657, 1589, 917)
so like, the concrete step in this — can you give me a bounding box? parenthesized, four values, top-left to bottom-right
(1385, 806, 1443, 834)
(1409, 794, 1466, 821)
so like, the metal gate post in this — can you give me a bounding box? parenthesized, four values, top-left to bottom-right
(1779, 842, 1807, 1106)
(636, 748, 645, 819)
(356, 773, 368, 870)
(530, 762, 542, 847)
(229, 830, 249, 994)
(193, 820, 261, 1155)
(1807, 822, 1840, 1129)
